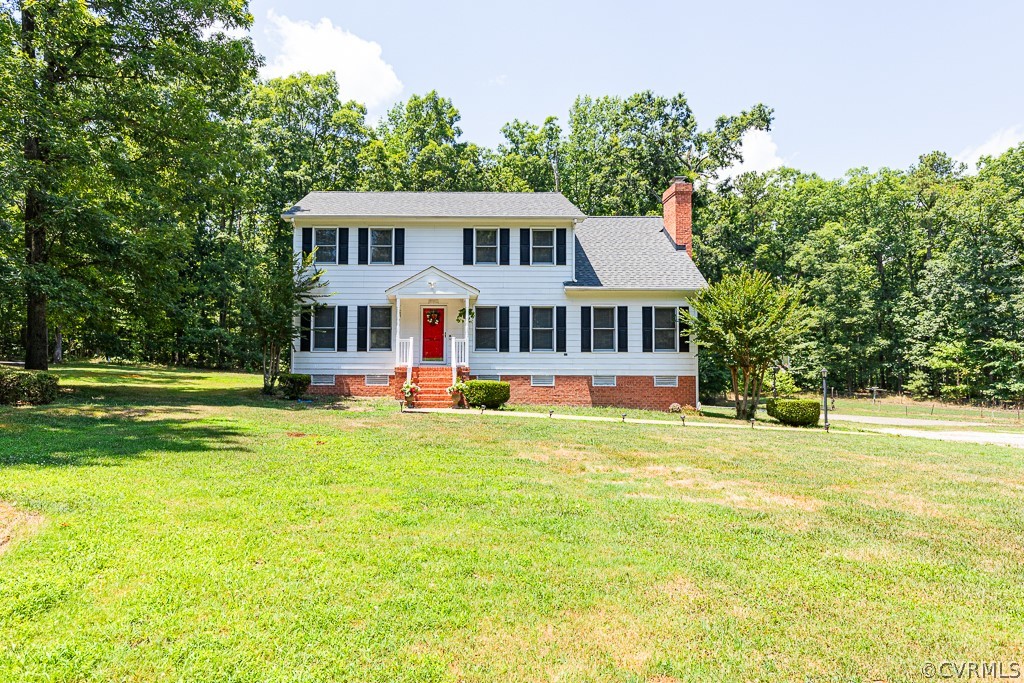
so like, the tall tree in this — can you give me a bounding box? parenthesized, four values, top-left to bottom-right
(5, 0, 258, 369)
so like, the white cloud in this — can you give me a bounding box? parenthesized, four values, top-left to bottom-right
(719, 130, 786, 179)
(261, 10, 403, 110)
(955, 125, 1024, 171)
(487, 74, 508, 87)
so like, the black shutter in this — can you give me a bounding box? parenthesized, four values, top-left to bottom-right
(336, 306, 348, 351)
(299, 308, 311, 352)
(556, 306, 566, 352)
(394, 228, 405, 265)
(679, 306, 690, 352)
(499, 228, 510, 265)
(301, 228, 312, 259)
(580, 306, 592, 352)
(519, 229, 531, 265)
(618, 306, 629, 352)
(499, 306, 510, 352)
(519, 306, 530, 352)
(556, 228, 567, 265)
(356, 306, 368, 352)
(463, 228, 474, 265)
(642, 306, 653, 352)
(357, 228, 368, 265)
(338, 228, 349, 264)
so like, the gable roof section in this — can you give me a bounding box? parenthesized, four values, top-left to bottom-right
(571, 216, 708, 290)
(384, 266, 479, 299)
(283, 191, 585, 220)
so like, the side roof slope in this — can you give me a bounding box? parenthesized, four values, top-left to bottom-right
(572, 216, 708, 290)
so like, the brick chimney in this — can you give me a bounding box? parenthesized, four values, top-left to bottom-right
(662, 177, 693, 256)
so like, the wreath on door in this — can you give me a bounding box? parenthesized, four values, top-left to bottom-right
(425, 310, 441, 325)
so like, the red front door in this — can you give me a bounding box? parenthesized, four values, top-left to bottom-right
(422, 308, 445, 361)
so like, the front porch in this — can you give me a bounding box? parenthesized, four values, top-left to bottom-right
(387, 266, 478, 387)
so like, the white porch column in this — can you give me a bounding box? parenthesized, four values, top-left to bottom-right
(464, 296, 470, 367)
(394, 296, 401, 368)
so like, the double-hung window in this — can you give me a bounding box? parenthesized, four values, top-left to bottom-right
(654, 307, 678, 351)
(370, 228, 393, 264)
(592, 307, 616, 351)
(531, 307, 554, 351)
(531, 229, 555, 264)
(313, 306, 336, 350)
(475, 229, 498, 264)
(475, 306, 497, 351)
(314, 228, 337, 264)
(369, 306, 392, 350)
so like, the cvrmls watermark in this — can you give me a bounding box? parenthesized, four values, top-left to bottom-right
(923, 661, 1022, 679)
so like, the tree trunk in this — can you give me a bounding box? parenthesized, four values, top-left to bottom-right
(21, 3, 49, 370)
(52, 327, 63, 364)
(730, 366, 741, 418)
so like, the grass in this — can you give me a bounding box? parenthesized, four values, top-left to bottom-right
(1, 364, 1022, 682)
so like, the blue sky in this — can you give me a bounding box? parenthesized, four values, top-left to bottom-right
(247, 0, 1024, 178)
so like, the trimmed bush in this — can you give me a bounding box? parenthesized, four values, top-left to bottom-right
(0, 368, 60, 405)
(765, 397, 777, 418)
(278, 373, 311, 400)
(462, 380, 510, 409)
(770, 398, 821, 427)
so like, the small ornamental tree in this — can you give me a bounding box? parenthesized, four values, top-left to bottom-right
(688, 270, 809, 419)
(241, 250, 323, 394)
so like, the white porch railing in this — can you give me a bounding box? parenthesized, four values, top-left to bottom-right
(396, 337, 414, 384)
(451, 337, 469, 384)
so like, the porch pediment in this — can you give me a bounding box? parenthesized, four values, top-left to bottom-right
(384, 266, 479, 300)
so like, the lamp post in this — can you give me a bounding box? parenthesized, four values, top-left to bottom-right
(821, 369, 830, 432)
(771, 365, 779, 399)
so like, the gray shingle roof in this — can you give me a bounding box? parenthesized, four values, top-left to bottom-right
(571, 217, 708, 290)
(283, 191, 585, 219)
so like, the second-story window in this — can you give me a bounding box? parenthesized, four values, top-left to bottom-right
(475, 229, 498, 264)
(531, 229, 555, 265)
(314, 228, 337, 264)
(370, 228, 393, 264)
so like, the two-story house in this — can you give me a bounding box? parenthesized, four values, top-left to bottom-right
(283, 178, 708, 409)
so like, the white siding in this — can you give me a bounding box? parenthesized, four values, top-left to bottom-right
(290, 223, 697, 377)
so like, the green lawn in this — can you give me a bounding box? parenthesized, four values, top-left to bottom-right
(1, 364, 1022, 682)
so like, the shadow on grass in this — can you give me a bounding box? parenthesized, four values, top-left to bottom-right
(0, 409, 248, 468)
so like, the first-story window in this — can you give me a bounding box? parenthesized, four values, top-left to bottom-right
(475, 306, 497, 351)
(313, 306, 336, 350)
(369, 306, 392, 350)
(370, 228, 393, 264)
(531, 229, 554, 264)
(654, 307, 678, 351)
(475, 228, 498, 264)
(531, 306, 554, 351)
(593, 306, 616, 351)
(314, 228, 337, 264)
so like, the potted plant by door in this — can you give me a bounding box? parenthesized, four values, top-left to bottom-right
(402, 381, 420, 408)
(447, 380, 468, 408)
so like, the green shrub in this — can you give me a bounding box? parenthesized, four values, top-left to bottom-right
(0, 368, 60, 405)
(770, 398, 821, 427)
(278, 373, 311, 400)
(462, 380, 510, 409)
(765, 397, 778, 418)
(774, 370, 799, 397)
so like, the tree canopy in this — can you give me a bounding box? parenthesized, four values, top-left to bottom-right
(1, 3, 1022, 404)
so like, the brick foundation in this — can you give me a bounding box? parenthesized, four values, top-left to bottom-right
(496, 375, 697, 411)
(308, 371, 697, 412)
